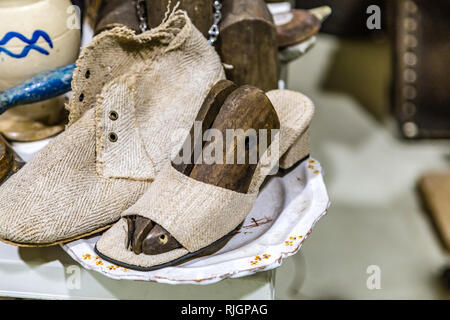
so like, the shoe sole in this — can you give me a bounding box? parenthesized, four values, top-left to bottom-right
(0, 224, 114, 248)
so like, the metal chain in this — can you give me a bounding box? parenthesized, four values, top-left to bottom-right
(135, 0, 149, 33)
(135, 0, 222, 46)
(208, 0, 223, 45)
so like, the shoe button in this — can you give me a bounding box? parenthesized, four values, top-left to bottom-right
(109, 111, 119, 121)
(108, 132, 118, 142)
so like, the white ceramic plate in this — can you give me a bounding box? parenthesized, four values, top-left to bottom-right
(62, 158, 329, 285)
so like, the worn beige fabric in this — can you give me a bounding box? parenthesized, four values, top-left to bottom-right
(68, 9, 208, 125)
(249, 90, 314, 192)
(96, 90, 315, 268)
(0, 108, 151, 245)
(0, 11, 225, 245)
(95, 75, 156, 180)
(96, 37, 225, 178)
(279, 128, 310, 169)
(125, 163, 257, 252)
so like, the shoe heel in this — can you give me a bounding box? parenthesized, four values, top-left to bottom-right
(279, 127, 310, 170)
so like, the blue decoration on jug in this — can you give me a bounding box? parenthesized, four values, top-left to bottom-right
(0, 30, 53, 59)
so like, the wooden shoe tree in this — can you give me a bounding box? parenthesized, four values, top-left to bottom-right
(217, 0, 279, 92)
(126, 80, 280, 255)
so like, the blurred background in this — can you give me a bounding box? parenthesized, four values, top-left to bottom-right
(275, 0, 450, 299)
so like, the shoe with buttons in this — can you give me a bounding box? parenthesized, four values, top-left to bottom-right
(0, 10, 225, 247)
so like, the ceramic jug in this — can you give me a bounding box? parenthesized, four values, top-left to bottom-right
(0, 0, 80, 141)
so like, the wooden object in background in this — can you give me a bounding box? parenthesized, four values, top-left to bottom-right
(95, 0, 141, 35)
(393, 0, 450, 139)
(217, 0, 279, 92)
(146, 0, 213, 38)
(0, 135, 24, 185)
(419, 172, 450, 251)
(276, 9, 321, 47)
(269, 3, 331, 47)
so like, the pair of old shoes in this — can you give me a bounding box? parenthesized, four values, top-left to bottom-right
(0, 10, 315, 271)
(0, 11, 224, 246)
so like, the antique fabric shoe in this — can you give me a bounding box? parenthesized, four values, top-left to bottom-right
(96, 82, 315, 271)
(0, 10, 225, 246)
